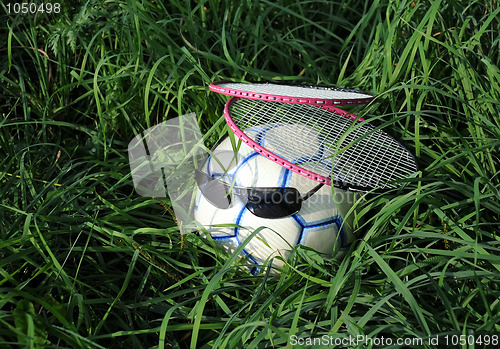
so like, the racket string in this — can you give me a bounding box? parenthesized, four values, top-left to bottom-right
(359, 130, 397, 187)
(229, 98, 417, 190)
(321, 115, 415, 187)
(313, 108, 372, 185)
(215, 82, 373, 103)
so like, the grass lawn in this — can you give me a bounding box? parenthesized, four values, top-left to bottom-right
(1, 0, 499, 348)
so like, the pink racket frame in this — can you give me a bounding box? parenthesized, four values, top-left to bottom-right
(224, 97, 366, 187)
(211, 81, 375, 106)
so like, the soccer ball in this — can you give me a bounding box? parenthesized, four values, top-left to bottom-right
(194, 125, 358, 274)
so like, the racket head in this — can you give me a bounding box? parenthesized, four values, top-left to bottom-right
(224, 97, 418, 193)
(210, 80, 375, 106)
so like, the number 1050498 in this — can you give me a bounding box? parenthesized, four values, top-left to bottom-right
(444, 334, 498, 346)
(6, 3, 61, 14)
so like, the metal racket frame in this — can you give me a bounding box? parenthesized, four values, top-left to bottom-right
(210, 80, 375, 106)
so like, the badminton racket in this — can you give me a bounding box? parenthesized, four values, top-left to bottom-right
(210, 80, 375, 106)
(223, 97, 418, 193)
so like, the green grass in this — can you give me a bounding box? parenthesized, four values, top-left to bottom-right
(1, 0, 499, 348)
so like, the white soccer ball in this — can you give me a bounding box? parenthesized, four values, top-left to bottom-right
(194, 124, 359, 274)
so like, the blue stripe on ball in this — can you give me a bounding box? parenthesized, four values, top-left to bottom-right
(335, 216, 348, 248)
